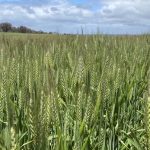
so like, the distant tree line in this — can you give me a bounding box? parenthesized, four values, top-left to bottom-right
(0, 22, 49, 34)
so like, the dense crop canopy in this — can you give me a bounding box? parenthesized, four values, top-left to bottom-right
(0, 33, 150, 150)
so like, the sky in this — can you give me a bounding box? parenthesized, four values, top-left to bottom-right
(0, 0, 150, 34)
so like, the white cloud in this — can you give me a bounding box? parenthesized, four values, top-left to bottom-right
(0, 0, 150, 34)
(0, 2, 94, 22)
(100, 0, 150, 26)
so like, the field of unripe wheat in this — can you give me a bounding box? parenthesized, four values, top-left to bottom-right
(0, 33, 150, 150)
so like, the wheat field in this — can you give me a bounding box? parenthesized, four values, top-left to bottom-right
(0, 33, 150, 150)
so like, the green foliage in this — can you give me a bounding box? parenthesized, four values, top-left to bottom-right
(0, 33, 150, 150)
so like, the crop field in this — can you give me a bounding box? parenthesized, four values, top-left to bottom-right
(0, 33, 150, 150)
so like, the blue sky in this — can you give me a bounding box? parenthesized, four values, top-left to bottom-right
(0, 0, 150, 34)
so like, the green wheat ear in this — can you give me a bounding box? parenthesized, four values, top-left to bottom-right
(10, 127, 16, 150)
(148, 77, 150, 149)
(147, 96, 150, 148)
(0, 49, 4, 69)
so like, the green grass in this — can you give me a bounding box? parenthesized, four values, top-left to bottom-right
(0, 33, 150, 150)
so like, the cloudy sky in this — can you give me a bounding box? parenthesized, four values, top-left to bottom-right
(0, 0, 150, 34)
